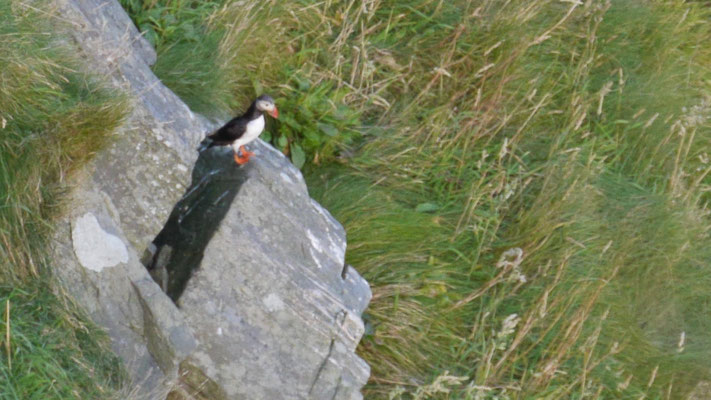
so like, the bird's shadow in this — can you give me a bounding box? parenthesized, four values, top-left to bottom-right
(143, 146, 252, 304)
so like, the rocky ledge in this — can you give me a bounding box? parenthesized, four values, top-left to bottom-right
(49, 0, 370, 399)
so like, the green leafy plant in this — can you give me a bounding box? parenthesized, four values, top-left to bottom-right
(118, 0, 221, 48)
(265, 77, 362, 169)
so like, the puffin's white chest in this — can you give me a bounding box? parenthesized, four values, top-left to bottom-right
(242, 115, 265, 144)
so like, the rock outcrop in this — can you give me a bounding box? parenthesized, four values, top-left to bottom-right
(148, 145, 370, 399)
(49, 0, 370, 398)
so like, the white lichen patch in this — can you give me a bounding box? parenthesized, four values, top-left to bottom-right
(72, 213, 128, 272)
(306, 229, 325, 254)
(280, 172, 294, 184)
(309, 247, 324, 270)
(307, 226, 346, 267)
(262, 293, 286, 312)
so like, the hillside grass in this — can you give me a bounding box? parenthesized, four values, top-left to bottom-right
(125, 0, 711, 398)
(1, 1, 127, 397)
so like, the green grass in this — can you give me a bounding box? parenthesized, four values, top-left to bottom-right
(119, 0, 232, 116)
(127, 0, 711, 398)
(1, 1, 128, 397)
(0, 284, 125, 399)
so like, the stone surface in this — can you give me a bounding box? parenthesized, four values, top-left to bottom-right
(72, 213, 129, 271)
(150, 146, 371, 399)
(52, 193, 175, 397)
(49, 0, 207, 393)
(54, 0, 210, 249)
(133, 278, 197, 376)
(49, 0, 370, 398)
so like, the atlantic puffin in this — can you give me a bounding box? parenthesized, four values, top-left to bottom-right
(203, 95, 279, 164)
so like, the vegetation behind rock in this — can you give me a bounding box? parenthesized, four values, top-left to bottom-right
(3, 0, 711, 398)
(122, 0, 711, 398)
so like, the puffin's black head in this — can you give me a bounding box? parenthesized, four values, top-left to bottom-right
(255, 95, 278, 118)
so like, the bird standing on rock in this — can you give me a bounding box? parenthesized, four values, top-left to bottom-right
(203, 95, 279, 164)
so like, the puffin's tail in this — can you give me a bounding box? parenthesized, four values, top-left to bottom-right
(198, 137, 215, 152)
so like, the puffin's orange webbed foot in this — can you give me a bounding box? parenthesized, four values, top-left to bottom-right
(233, 151, 249, 165)
(239, 145, 255, 159)
(233, 145, 254, 165)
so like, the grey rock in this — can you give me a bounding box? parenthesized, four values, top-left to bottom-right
(133, 278, 197, 376)
(53, 201, 170, 396)
(53, 0, 211, 249)
(49, 0, 370, 398)
(50, 0, 207, 392)
(152, 146, 371, 399)
(72, 212, 130, 271)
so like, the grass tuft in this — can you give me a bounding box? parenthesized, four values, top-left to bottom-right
(0, 283, 125, 399)
(1, 1, 128, 397)
(1, 0, 127, 281)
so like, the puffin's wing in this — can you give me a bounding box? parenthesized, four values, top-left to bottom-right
(207, 118, 248, 143)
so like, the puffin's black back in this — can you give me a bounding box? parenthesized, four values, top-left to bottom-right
(202, 97, 265, 148)
(199, 95, 275, 151)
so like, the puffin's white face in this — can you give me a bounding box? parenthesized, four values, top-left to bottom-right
(256, 99, 279, 118)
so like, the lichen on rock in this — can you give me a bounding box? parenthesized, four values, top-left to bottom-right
(72, 213, 129, 272)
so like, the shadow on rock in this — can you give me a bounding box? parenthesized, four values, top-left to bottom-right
(143, 147, 250, 303)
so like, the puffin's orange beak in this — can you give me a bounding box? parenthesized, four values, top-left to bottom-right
(270, 107, 279, 118)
